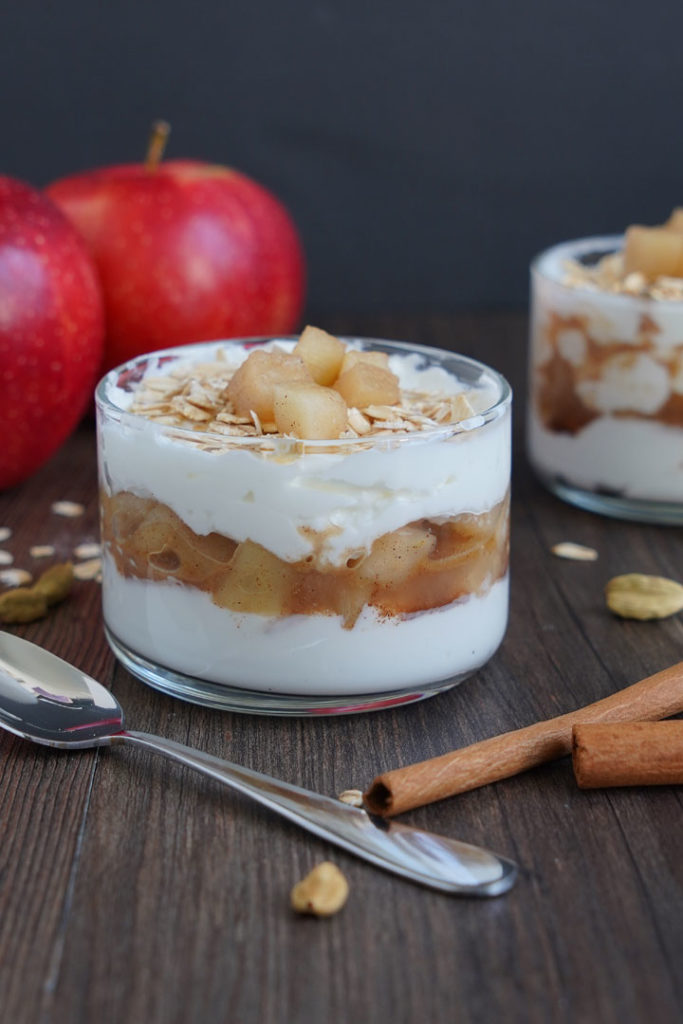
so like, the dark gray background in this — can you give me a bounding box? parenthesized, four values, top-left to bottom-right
(2, 0, 682, 313)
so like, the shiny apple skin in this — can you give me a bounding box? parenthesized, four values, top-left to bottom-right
(0, 176, 104, 490)
(47, 160, 306, 370)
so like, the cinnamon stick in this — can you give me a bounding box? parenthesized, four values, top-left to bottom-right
(363, 660, 683, 816)
(572, 721, 683, 788)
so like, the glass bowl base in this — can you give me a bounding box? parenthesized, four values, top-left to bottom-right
(104, 626, 471, 716)
(539, 473, 683, 526)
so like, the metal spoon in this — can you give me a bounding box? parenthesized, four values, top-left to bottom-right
(0, 631, 517, 896)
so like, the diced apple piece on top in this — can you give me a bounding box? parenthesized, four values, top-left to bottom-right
(226, 349, 312, 421)
(273, 383, 348, 440)
(294, 326, 346, 386)
(623, 226, 683, 279)
(334, 362, 400, 408)
(665, 208, 683, 233)
(340, 349, 390, 374)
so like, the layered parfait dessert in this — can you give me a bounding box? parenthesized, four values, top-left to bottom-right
(96, 329, 511, 712)
(528, 210, 683, 523)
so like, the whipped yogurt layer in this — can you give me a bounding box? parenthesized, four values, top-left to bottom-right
(528, 410, 683, 502)
(97, 335, 511, 703)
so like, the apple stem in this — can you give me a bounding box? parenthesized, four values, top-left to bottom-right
(145, 120, 171, 171)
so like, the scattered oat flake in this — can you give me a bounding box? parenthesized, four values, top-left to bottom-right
(0, 568, 32, 587)
(215, 411, 251, 425)
(0, 527, 11, 543)
(551, 542, 598, 562)
(338, 789, 364, 807)
(73, 558, 102, 581)
(30, 545, 56, 558)
(74, 542, 102, 559)
(170, 397, 212, 422)
(250, 409, 263, 434)
(364, 404, 399, 421)
(347, 408, 371, 434)
(52, 501, 85, 518)
(0, 551, 13, 566)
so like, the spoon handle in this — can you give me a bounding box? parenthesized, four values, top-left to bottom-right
(116, 730, 516, 896)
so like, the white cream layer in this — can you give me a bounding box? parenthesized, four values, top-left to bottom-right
(102, 566, 509, 695)
(99, 343, 511, 567)
(528, 410, 683, 502)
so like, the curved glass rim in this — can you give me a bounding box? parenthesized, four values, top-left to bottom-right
(530, 233, 683, 309)
(95, 336, 512, 451)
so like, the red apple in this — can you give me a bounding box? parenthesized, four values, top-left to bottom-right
(47, 152, 306, 371)
(0, 176, 104, 490)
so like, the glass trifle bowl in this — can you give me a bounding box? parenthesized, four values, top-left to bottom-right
(96, 329, 511, 714)
(528, 227, 683, 524)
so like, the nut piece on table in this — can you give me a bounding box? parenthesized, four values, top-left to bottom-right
(0, 562, 74, 624)
(226, 350, 312, 421)
(273, 383, 348, 440)
(605, 573, 683, 620)
(294, 326, 346, 386)
(623, 226, 683, 280)
(33, 562, 74, 605)
(290, 862, 349, 917)
(334, 363, 400, 408)
(0, 588, 49, 624)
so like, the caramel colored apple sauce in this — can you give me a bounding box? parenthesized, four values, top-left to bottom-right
(101, 491, 509, 629)
(536, 311, 683, 435)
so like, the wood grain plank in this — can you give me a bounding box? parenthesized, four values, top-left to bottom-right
(0, 429, 111, 1024)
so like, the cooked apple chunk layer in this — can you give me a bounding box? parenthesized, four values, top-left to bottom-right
(102, 492, 509, 629)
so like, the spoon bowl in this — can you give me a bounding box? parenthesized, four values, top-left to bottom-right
(0, 631, 517, 897)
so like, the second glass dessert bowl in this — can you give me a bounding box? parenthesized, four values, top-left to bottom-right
(96, 332, 511, 715)
(528, 231, 683, 524)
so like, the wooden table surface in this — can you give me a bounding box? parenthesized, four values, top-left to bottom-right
(1, 313, 682, 1024)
